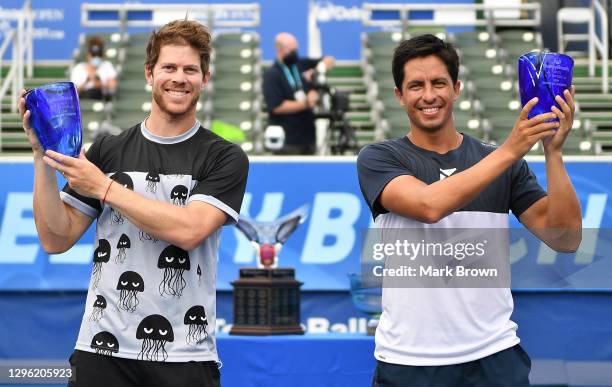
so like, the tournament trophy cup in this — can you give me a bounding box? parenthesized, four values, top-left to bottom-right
(348, 273, 381, 336)
(518, 51, 573, 119)
(25, 82, 82, 157)
(230, 206, 309, 335)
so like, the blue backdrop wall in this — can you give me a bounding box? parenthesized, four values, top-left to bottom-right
(0, 159, 611, 291)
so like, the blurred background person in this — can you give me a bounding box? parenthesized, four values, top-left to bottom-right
(70, 36, 117, 101)
(263, 32, 334, 155)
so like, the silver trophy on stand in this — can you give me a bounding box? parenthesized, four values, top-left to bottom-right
(230, 205, 309, 335)
(236, 205, 309, 269)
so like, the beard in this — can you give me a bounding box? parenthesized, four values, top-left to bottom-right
(152, 86, 200, 119)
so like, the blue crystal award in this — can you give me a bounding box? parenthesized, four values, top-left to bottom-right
(25, 82, 82, 157)
(518, 51, 573, 119)
(348, 273, 381, 335)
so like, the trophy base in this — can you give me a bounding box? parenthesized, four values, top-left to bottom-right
(230, 268, 304, 336)
(229, 324, 305, 336)
(367, 318, 379, 336)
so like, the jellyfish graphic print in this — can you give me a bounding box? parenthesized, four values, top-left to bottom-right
(115, 233, 131, 264)
(184, 305, 209, 345)
(145, 171, 160, 193)
(109, 172, 133, 225)
(170, 185, 188, 206)
(92, 239, 111, 289)
(91, 331, 119, 356)
(139, 229, 159, 243)
(158, 245, 190, 297)
(88, 295, 107, 322)
(116, 271, 144, 312)
(136, 314, 174, 361)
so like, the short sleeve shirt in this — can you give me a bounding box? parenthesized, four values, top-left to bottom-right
(61, 121, 248, 362)
(70, 61, 117, 89)
(356, 133, 546, 366)
(262, 59, 320, 147)
(357, 134, 546, 220)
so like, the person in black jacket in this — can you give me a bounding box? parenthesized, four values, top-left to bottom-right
(262, 32, 334, 154)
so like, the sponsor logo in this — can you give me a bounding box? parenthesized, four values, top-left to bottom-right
(439, 168, 457, 180)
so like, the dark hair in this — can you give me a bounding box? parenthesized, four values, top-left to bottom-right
(145, 20, 212, 74)
(88, 36, 105, 57)
(392, 34, 459, 90)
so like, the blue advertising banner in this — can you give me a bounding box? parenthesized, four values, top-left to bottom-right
(1, 0, 474, 61)
(0, 158, 610, 291)
(1, 291, 612, 364)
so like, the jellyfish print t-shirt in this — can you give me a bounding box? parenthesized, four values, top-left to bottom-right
(60, 121, 248, 362)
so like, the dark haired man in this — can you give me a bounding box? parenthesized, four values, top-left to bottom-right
(20, 20, 248, 387)
(70, 36, 117, 100)
(357, 34, 581, 386)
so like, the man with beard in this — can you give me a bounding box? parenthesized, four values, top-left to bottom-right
(19, 20, 248, 387)
(357, 35, 581, 386)
(263, 32, 334, 154)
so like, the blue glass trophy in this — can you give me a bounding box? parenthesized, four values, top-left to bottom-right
(25, 82, 82, 157)
(518, 51, 573, 119)
(348, 273, 381, 335)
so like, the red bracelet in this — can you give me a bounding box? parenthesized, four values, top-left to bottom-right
(102, 180, 114, 205)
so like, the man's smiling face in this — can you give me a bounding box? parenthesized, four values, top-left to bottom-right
(394, 54, 461, 134)
(146, 44, 209, 120)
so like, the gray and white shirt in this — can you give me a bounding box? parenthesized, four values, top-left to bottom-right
(61, 121, 248, 362)
(357, 133, 546, 366)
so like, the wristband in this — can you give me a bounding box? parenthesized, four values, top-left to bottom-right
(102, 180, 114, 205)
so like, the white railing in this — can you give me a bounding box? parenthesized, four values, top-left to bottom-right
(362, 2, 541, 29)
(0, 28, 13, 154)
(0, 0, 34, 109)
(0, 0, 34, 151)
(81, 3, 260, 34)
(592, 0, 609, 93)
(0, 25, 16, 110)
(558, 1, 609, 93)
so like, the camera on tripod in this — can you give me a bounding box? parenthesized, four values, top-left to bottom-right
(310, 69, 359, 155)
